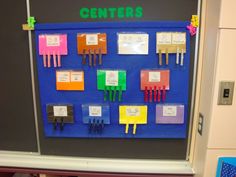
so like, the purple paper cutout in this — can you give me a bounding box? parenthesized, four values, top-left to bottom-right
(156, 104, 184, 124)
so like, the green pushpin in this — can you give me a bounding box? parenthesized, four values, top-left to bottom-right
(97, 70, 126, 102)
(27, 16, 36, 28)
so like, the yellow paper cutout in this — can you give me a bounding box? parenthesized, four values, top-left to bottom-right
(191, 15, 199, 27)
(119, 105, 147, 134)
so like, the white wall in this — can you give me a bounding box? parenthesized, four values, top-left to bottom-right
(193, 0, 236, 176)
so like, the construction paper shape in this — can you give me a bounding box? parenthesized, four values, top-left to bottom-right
(77, 33, 107, 54)
(82, 104, 110, 124)
(39, 34, 68, 55)
(141, 70, 170, 90)
(156, 104, 184, 124)
(97, 70, 126, 90)
(118, 33, 149, 55)
(56, 70, 84, 91)
(119, 105, 147, 134)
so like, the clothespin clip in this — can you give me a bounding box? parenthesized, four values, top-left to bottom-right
(158, 49, 162, 66)
(162, 85, 166, 102)
(22, 16, 36, 31)
(118, 85, 123, 102)
(125, 123, 129, 134)
(165, 48, 169, 65)
(133, 123, 137, 135)
(93, 49, 97, 66)
(149, 86, 153, 102)
(109, 86, 113, 101)
(158, 87, 161, 102)
(176, 48, 180, 65)
(113, 86, 117, 102)
(98, 48, 102, 65)
(60, 118, 64, 131)
(82, 49, 86, 65)
(88, 49, 92, 67)
(53, 119, 57, 130)
(154, 86, 157, 102)
(180, 49, 184, 66)
(104, 86, 107, 101)
(53, 118, 64, 131)
(144, 86, 148, 102)
(100, 120, 104, 133)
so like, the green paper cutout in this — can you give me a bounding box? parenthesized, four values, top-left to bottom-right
(97, 70, 126, 90)
(27, 16, 36, 28)
(97, 70, 126, 102)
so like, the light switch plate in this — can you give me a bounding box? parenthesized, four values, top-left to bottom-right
(218, 81, 234, 105)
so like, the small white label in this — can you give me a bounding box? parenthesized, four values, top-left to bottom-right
(126, 107, 140, 117)
(105, 71, 118, 86)
(118, 33, 149, 54)
(149, 72, 161, 82)
(46, 35, 60, 46)
(89, 106, 102, 117)
(156, 33, 172, 45)
(71, 72, 83, 82)
(86, 34, 98, 45)
(57, 72, 70, 82)
(53, 106, 68, 117)
(172, 33, 186, 44)
(163, 106, 177, 117)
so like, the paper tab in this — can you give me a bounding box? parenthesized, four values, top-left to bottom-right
(163, 106, 177, 117)
(89, 106, 102, 117)
(126, 107, 140, 117)
(118, 33, 149, 54)
(172, 33, 186, 44)
(86, 34, 98, 45)
(156, 33, 172, 45)
(46, 35, 60, 46)
(53, 106, 68, 117)
(149, 71, 161, 82)
(105, 71, 118, 86)
(57, 72, 70, 82)
(71, 72, 83, 82)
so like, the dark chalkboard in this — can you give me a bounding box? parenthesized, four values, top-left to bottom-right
(0, 0, 38, 152)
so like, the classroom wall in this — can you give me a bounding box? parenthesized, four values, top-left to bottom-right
(192, 0, 236, 176)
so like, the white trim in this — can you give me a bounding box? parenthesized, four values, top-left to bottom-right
(0, 152, 194, 174)
(25, 0, 41, 153)
(186, 0, 202, 160)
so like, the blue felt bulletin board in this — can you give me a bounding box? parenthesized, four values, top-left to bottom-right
(35, 21, 191, 138)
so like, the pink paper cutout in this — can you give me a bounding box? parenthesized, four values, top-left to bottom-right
(187, 24, 197, 36)
(39, 34, 68, 55)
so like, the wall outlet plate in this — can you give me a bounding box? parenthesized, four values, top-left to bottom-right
(198, 113, 204, 136)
